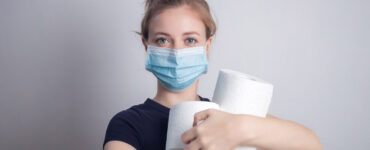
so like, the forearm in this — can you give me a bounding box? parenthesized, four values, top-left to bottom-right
(237, 115, 322, 150)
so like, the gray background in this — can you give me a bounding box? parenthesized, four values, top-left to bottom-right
(1, 0, 369, 149)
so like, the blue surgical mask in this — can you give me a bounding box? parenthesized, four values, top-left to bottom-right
(145, 45, 208, 91)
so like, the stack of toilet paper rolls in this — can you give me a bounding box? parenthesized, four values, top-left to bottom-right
(166, 69, 274, 150)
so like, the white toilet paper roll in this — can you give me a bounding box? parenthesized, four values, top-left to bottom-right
(212, 69, 274, 150)
(165, 101, 220, 150)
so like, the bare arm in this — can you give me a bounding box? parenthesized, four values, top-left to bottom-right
(104, 141, 136, 150)
(239, 114, 322, 150)
(182, 109, 322, 150)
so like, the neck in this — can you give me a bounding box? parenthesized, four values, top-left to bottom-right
(153, 80, 201, 108)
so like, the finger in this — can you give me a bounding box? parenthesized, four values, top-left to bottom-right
(181, 127, 197, 144)
(193, 109, 214, 127)
(184, 137, 202, 150)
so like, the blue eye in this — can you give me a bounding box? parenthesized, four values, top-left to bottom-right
(156, 38, 168, 44)
(186, 38, 197, 44)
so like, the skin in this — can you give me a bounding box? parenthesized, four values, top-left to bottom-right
(104, 4, 322, 150)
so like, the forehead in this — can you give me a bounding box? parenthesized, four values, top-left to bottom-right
(148, 5, 206, 37)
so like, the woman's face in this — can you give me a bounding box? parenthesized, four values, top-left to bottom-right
(142, 5, 212, 53)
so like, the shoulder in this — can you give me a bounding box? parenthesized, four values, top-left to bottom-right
(106, 102, 149, 134)
(113, 104, 146, 121)
(104, 103, 147, 149)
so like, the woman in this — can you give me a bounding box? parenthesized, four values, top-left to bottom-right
(103, 0, 322, 150)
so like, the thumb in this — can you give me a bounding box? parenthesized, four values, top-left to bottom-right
(193, 109, 215, 127)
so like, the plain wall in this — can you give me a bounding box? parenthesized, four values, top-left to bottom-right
(1, 0, 369, 149)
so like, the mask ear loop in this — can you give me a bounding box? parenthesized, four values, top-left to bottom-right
(205, 38, 212, 53)
(142, 39, 149, 52)
(145, 41, 150, 51)
(202, 39, 210, 75)
(205, 39, 211, 59)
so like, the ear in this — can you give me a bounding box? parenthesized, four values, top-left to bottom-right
(141, 37, 148, 52)
(206, 36, 213, 54)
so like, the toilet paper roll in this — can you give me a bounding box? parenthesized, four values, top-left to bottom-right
(165, 101, 220, 150)
(212, 69, 274, 150)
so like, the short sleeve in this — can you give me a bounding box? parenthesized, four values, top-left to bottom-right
(103, 112, 141, 149)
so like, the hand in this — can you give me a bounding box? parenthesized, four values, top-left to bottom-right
(181, 109, 253, 150)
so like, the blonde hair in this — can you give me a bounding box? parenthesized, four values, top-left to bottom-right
(138, 0, 217, 41)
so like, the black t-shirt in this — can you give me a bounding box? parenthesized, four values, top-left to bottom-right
(103, 96, 210, 150)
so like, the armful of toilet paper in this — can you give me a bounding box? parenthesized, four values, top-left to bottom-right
(180, 109, 322, 150)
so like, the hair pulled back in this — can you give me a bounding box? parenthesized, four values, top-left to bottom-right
(138, 0, 217, 41)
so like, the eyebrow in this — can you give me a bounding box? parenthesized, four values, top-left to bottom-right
(154, 32, 170, 36)
(153, 31, 200, 36)
(183, 32, 200, 36)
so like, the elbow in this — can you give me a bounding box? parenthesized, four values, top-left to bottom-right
(307, 129, 322, 150)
